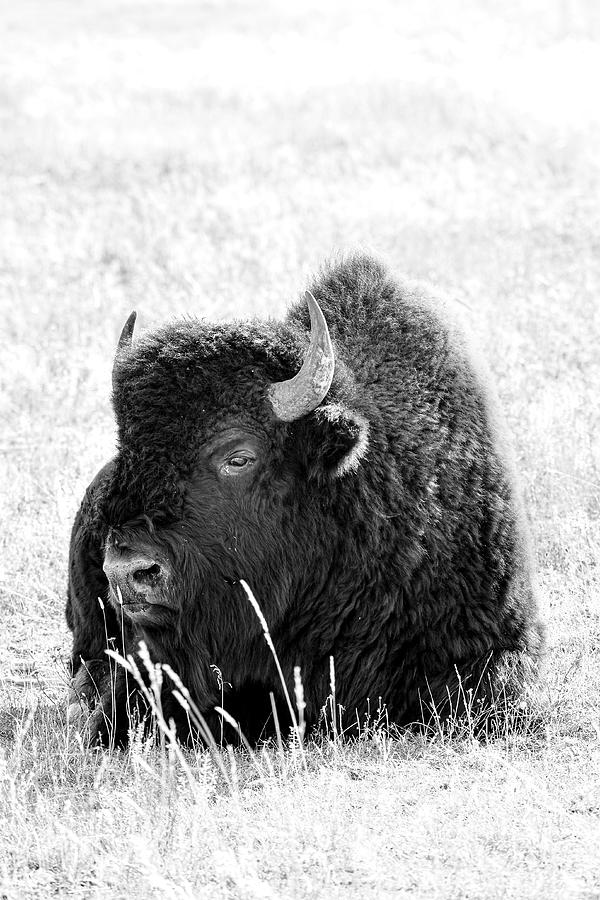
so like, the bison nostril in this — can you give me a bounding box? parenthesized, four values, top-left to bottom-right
(132, 562, 162, 586)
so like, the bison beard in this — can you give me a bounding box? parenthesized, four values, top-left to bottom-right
(66, 254, 544, 746)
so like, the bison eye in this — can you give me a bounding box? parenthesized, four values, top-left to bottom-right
(220, 452, 256, 476)
(229, 456, 250, 468)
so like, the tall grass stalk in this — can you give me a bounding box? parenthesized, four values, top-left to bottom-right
(293, 666, 306, 743)
(269, 690, 287, 771)
(98, 595, 117, 746)
(118, 589, 133, 732)
(239, 579, 306, 763)
(210, 664, 230, 748)
(329, 655, 338, 746)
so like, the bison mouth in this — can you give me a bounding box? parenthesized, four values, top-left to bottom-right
(121, 599, 153, 616)
(107, 588, 176, 622)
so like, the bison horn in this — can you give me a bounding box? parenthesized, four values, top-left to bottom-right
(269, 292, 335, 421)
(112, 310, 136, 391)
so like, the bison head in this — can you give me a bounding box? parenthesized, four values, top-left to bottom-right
(100, 294, 369, 688)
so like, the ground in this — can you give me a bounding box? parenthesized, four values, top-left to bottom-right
(1, 1, 599, 897)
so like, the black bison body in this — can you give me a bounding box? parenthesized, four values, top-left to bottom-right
(67, 255, 543, 744)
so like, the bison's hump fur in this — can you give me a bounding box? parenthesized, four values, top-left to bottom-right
(67, 254, 544, 745)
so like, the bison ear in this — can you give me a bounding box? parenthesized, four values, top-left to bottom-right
(304, 404, 369, 479)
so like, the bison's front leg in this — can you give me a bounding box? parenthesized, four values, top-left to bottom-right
(68, 655, 143, 747)
(67, 658, 123, 746)
(67, 656, 109, 724)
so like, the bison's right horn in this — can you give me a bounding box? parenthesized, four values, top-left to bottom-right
(268, 292, 335, 422)
(112, 310, 136, 391)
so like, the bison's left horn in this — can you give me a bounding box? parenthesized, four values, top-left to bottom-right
(268, 292, 335, 422)
(112, 310, 136, 391)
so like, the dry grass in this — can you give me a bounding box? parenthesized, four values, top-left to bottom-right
(1, 0, 600, 897)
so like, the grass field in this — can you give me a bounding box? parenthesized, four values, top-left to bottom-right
(1, 1, 600, 897)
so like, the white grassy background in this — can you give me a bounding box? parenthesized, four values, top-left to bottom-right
(1, 1, 599, 897)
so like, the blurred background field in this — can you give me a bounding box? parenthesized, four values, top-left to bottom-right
(1, 1, 599, 897)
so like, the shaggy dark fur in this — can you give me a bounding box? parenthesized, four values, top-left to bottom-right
(67, 254, 544, 745)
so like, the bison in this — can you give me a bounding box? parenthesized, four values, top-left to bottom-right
(66, 254, 544, 745)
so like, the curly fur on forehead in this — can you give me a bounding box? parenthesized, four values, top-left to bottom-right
(113, 316, 355, 427)
(114, 319, 295, 415)
(107, 314, 356, 525)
